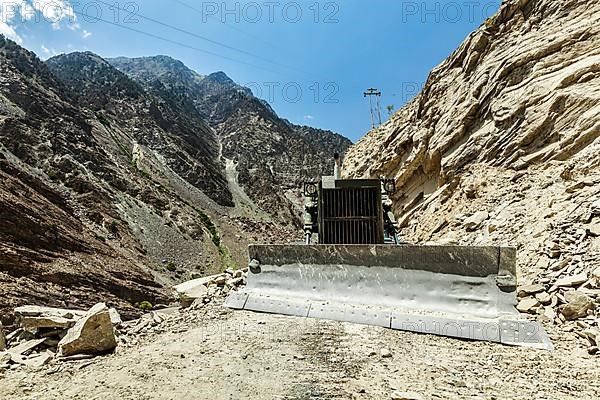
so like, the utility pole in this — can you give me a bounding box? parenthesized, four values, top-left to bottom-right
(363, 88, 382, 129)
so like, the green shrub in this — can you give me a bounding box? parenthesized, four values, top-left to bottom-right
(166, 262, 177, 272)
(194, 208, 237, 271)
(137, 301, 153, 310)
(95, 112, 111, 128)
(196, 209, 221, 247)
(47, 170, 59, 181)
(109, 220, 118, 233)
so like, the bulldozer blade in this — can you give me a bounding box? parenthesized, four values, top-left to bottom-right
(225, 245, 553, 350)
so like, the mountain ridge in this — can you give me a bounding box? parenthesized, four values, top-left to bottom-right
(0, 36, 349, 322)
(109, 55, 352, 223)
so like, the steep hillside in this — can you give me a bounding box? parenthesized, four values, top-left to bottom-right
(109, 56, 353, 224)
(46, 52, 232, 207)
(0, 42, 276, 322)
(0, 37, 170, 322)
(344, 0, 600, 339)
(0, 39, 349, 323)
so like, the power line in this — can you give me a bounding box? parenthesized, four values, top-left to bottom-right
(71, 9, 285, 76)
(173, 0, 283, 52)
(89, 0, 307, 77)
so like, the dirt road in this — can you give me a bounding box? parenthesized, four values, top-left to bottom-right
(1, 300, 598, 400)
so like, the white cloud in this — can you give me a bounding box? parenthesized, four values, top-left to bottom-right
(303, 115, 315, 120)
(0, 20, 21, 43)
(40, 44, 58, 58)
(31, 0, 76, 27)
(0, 0, 78, 40)
(0, 1, 26, 43)
(81, 29, 91, 39)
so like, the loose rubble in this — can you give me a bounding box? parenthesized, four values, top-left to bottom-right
(115, 269, 248, 348)
(0, 303, 120, 371)
(0, 269, 250, 373)
(562, 291, 596, 321)
(395, 167, 600, 355)
(173, 269, 248, 309)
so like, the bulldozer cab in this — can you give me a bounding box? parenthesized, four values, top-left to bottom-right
(303, 153, 399, 245)
(303, 178, 398, 245)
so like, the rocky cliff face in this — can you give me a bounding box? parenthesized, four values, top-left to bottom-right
(344, 0, 600, 340)
(109, 56, 353, 224)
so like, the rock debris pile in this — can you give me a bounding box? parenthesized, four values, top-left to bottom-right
(0, 268, 250, 373)
(115, 269, 249, 347)
(0, 303, 120, 371)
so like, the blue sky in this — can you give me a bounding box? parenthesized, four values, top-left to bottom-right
(1, 0, 501, 141)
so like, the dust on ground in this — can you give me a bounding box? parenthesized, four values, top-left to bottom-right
(1, 300, 598, 400)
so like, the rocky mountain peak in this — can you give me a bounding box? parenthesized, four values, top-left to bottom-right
(0, 35, 59, 86)
(46, 51, 145, 109)
(205, 71, 235, 85)
(110, 55, 352, 224)
(109, 55, 204, 86)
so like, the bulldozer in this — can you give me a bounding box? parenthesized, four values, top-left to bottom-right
(225, 154, 552, 350)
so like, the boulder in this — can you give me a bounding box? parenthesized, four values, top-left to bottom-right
(233, 270, 244, 279)
(518, 284, 545, 297)
(546, 241, 562, 258)
(109, 308, 122, 326)
(23, 351, 54, 368)
(585, 223, 600, 237)
(8, 338, 47, 355)
(14, 305, 86, 320)
(226, 277, 244, 288)
(516, 297, 540, 313)
(212, 275, 227, 286)
(464, 211, 489, 231)
(380, 348, 392, 358)
(535, 292, 552, 305)
(566, 181, 587, 193)
(562, 291, 595, 320)
(555, 273, 588, 287)
(174, 274, 229, 307)
(583, 328, 599, 346)
(58, 303, 117, 357)
(592, 199, 600, 215)
(180, 284, 209, 308)
(541, 306, 556, 322)
(173, 276, 214, 294)
(20, 316, 76, 331)
(9, 351, 54, 368)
